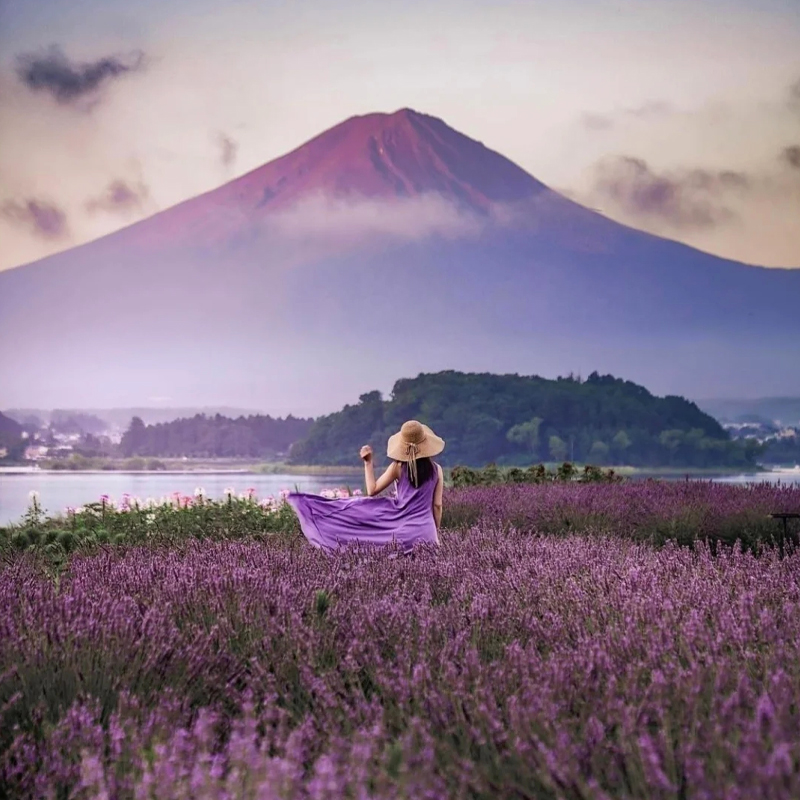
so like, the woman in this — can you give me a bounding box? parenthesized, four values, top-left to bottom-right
(286, 420, 445, 553)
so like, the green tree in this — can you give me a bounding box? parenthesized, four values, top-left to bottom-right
(589, 440, 610, 464)
(549, 435, 568, 462)
(288, 370, 749, 468)
(612, 430, 631, 452)
(506, 416, 542, 457)
(659, 429, 684, 451)
(120, 417, 147, 457)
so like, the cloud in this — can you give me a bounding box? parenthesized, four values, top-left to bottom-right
(580, 101, 675, 132)
(580, 113, 614, 131)
(85, 180, 149, 214)
(0, 199, 69, 239)
(265, 191, 488, 244)
(781, 146, 800, 171)
(217, 133, 238, 169)
(14, 45, 144, 105)
(589, 156, 751, 229)
(625, 101, 674, 120)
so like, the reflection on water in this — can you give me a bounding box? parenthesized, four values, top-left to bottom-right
(713, 469, 800, 485)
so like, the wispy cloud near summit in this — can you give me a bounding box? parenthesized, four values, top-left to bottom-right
(265, 192, 486, 244)
(589, 157, 750, 229)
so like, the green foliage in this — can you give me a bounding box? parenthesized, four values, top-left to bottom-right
(49, 410, 107, 435)
(589, 440, 610, 463)
(314, 589, 330, 618)
(506, 416, 542, 456)
(42, 455, 168, 471)
(0, 411, 25, 461)
(450, 462, 622, 488)
(120, 413, 314, 458)
(549, 435, 568, 462)
(289, 370, 747, 468)
(0, 496, 302, 571)
(762, 435, 800, 466)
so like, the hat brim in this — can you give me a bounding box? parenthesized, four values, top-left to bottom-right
(386, 424, 445, 461)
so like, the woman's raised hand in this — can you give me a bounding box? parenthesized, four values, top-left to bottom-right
(359, 445, 373, 463)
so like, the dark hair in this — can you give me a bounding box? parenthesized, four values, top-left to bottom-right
(396, 456, 435, 488)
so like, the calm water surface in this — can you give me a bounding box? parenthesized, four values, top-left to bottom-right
(0, 472, 358, 526)
(1, 469, 799, 527)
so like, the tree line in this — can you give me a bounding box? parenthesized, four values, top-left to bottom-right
(288, 371, 762, 468)
(0, 412, 25, 461)
(119, 413, 314, 458)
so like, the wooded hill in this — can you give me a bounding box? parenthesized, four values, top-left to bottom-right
(120, 414, 314, 458)
(288, 371, 762, 468)
(0, 411, 24, 460)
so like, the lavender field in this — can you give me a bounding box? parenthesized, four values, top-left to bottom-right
(2, 482, 800, 799)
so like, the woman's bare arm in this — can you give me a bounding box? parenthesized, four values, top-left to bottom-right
(433, 463, 444, 529)
(361, 446, 400, 496)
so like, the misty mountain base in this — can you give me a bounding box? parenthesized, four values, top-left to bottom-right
(2, 482, 800, 799)
(290, 371, 763, 468)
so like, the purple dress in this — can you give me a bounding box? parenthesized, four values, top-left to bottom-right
(287, 463, 440, 553)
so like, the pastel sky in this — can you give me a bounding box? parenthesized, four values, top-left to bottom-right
(1, 0, 799, 272)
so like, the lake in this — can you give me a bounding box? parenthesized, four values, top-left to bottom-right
(0, 471, 358, 526)
(1, 468, 799, 527)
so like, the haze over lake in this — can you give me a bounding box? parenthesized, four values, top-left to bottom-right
(2, 469, 799, 527)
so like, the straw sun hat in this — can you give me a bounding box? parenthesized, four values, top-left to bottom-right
(386, 420, 445, 464)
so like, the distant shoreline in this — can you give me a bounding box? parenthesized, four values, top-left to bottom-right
(0, 462, 781, 478)
(0, 462, 364, 477)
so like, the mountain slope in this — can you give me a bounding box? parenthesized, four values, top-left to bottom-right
(45, 108, 556, 253)
(0, 108, 798, 413)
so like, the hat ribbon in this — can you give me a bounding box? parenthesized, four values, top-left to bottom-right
(405, 441, 419, 485)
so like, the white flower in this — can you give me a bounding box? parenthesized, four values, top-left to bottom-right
(28, 490, 40, 501)
(74, 506, 85, 515)
(224, 487, 235, 497)
(194, 487, 206, 498)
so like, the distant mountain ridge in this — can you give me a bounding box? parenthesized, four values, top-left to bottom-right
(119, 413, 313, 459)
(696, 398, 800, 426)
(4, 407, 266, 430)
(0, 107, 798, 411)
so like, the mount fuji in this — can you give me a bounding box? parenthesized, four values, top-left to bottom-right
(1, 108, 798, 415)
